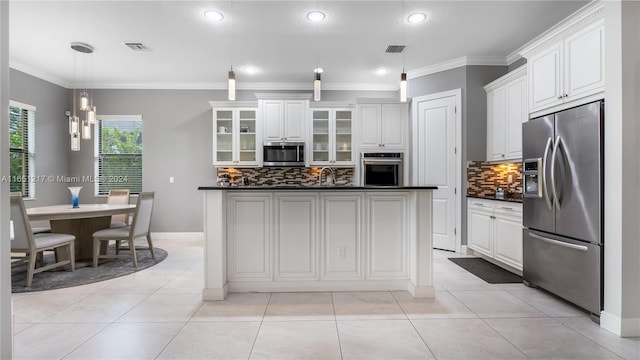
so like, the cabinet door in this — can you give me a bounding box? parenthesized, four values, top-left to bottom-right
(564, 20, 605, 102)
(366, 194, 408, 279)
(274, 195, 317, 280)
(487, 87, 507, 161)
(310, 109, 331, 165)
(213, 109, 235, 166)
(227, 195, 271, 280)
(494, 213, 523, 270)
(504, 76, 526, 160)
(467, 205, 493, 258)
(380, 104, 406, 149)
(262, 100, 283, 141)
(321, 195, 363, 279)
(358, 104, 381, 149)
(283, 100, 307, 142)
(237, 109, 259, 165)
(333, 109, 354, 165)
(529, 42, 563, 113)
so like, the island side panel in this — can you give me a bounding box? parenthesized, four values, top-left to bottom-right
(203, 190, 228, 300)
(408, 189, 435, 297)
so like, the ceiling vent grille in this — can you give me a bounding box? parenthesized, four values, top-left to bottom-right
(122, 42, 151, 51)
(385, 45, 405, 53)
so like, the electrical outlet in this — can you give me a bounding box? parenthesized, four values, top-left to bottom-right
(337, 247, 346, 258)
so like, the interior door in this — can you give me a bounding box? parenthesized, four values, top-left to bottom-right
(415, 95, 457, 251)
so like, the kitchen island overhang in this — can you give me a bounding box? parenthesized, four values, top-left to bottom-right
(199, 186, 437, 300)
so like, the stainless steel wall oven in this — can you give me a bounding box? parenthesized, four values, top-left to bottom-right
(361, 153, 403, 187)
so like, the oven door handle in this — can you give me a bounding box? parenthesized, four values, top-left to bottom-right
(362, 159, 403, 164)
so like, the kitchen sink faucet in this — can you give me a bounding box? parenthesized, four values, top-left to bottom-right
(319, 167, 335, 186)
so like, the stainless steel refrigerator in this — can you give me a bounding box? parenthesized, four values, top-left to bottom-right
(522, 100, 603, 319)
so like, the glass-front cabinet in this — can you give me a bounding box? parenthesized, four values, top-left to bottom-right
(212, 106, 259, 166)
(310, 108, 354, 166)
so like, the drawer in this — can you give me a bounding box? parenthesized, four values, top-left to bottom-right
(468, 199, 495, 211)
(494, 203, 523, 217)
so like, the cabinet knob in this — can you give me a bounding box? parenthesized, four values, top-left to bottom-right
(563, 94, 569, 98)
(501, 154, 505, 157)
(557, 95, 563, 100)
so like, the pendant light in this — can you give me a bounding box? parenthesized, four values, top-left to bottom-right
(314, 71, 321, 102)
(70, 42, 97, 145)
(399, 0, 408, 103)
(311, 2, 323, 101)
(228, 0, 236, 101)
(70, 89, 81, 151)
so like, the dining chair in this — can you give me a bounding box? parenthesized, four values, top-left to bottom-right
(92, 191, 155, 268)
(107, 189, 130, 228)
(10, 193, 76, 287)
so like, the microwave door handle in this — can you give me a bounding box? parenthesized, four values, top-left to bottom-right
(550, 135, 561, 209)
(542, 137, 553, 210)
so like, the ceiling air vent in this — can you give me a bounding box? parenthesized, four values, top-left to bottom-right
(122, 42, 151, 51)
(385, 45, 405, 53)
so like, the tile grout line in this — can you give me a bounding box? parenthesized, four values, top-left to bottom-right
(330, 292, 344, 360)
(246, 292, 273, 360)
(389, 291, 438, 360)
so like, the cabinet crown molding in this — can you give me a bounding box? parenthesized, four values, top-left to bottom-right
(209, 101, 258, 108)
(516, 1, 604, 59)
(356, 98, 409, 104)
(483, 65, 527, 92)
(254, 93, 312, 100)
(309, 101, 354, 108)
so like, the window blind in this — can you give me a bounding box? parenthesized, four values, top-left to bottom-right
(96, 117, 142, 195)
(8, 102, 35, 197)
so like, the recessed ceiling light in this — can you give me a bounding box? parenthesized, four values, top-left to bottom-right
(307, 11, 326, 22)
(204, 10, 224, 21)
(374, 68, 388, 76)
(314, 67, 324, 74)
(243, 66, 259, 74)
(407, 12, 427, 24)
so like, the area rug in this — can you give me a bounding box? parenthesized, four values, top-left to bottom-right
(448, 257, 522, 284)
(11, 247, 168, 293)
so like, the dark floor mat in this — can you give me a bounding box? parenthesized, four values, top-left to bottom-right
(448, 257, 522, 284)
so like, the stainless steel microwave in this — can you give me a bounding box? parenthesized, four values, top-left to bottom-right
(263, 142, 305, 167)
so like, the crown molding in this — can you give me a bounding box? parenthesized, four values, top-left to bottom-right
(209, 101, 258, 108)
(408, 56, 508, 80)
(10, 60, 71, 88)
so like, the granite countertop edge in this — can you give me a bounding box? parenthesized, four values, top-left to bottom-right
(198, 185, 438, 191)
(467, 194, 523, 203)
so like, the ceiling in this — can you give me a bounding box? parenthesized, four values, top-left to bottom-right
(9, 0, 588, 91)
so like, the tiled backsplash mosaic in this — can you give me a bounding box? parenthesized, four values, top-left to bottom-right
(216, 167, 355, 186)
(467, 161, 522, 197)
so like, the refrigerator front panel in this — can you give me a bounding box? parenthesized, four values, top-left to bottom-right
(523, 229, 601, 315)
(553, 101, 603, 244)
(522, 115, 555, 232)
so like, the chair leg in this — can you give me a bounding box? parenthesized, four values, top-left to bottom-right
(129, 239, 137, 268)
(36, 251, 44, 267)
(147, 233, 155, 259)
(93, 238, 101, 268)
(69, 241, 75, 272)
(115, 240, 120, 255)
(26, 252, 37, 287)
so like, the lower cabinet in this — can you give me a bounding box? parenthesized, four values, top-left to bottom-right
(226, 191, 409, 282)
(467, 198, 523, 272)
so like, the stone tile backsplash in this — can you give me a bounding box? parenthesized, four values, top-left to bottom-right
(216, 167, 355, 186)
(467, 161, 522, 197)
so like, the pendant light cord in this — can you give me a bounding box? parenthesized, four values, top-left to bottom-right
(230, 0, 234, 72)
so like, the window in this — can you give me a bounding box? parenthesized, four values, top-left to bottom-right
(95, 115, 142, 195)
(9, 101, 35, 198)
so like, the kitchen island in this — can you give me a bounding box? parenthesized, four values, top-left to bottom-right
(198, 186, 437, 300)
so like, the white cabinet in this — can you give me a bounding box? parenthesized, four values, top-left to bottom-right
(212, 106, 260, 167)
(261, 99, 308, 142)
(525, 18, 604, 114)
(357, 103, 407, 150)
(467, 198, 523, 271)
(309, 108, 355, 166)
(485, 66, 527, 162)
(274, 194, 317, 280)
(227, 194, 272, 280)
(366, 193, 408, 279)
(321, 194, 363, 279)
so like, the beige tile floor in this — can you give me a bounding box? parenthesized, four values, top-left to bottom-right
(11, 237, 640, 360)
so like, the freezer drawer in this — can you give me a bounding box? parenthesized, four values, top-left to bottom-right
(523, 229, 601, 315)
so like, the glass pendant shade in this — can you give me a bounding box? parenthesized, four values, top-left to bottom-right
(313, 72, 321, 102)
(228, 70, 236, 101)
(88, 106, 96, 124)
(82, 119, 91, 139)
(71, 133, 80, 151)
(400, 72, 407, 103)
(80, 92, 89, 111)
(69, 115, 80, 135)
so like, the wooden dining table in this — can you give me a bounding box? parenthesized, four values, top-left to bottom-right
(27, 204, 136, 265)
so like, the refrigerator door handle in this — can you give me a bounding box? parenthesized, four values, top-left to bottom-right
(551, 135, 562, 209)
(542, 137, 553, 210)
(529, 232, 589, 251)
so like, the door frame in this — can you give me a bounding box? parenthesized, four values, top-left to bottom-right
(411, 89, 462, 253)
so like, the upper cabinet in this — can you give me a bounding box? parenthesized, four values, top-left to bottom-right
(357, 103, 407, 151)
(485, 66, 527, 162)
(522, 4, 604, 115)
(210, 102, 260, 167)
(260, 99, 309, 142)
(309, 107, 355, 166)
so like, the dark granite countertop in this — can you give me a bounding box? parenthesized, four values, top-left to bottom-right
(199, 185, 438, 191)
(467, 194, 523, 203)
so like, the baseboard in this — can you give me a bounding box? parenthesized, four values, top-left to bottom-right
(150, 232, 204, 241)
(600, 311, 640, 337)
(460, 245, 469, 255)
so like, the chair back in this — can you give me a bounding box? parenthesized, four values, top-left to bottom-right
(107, 189, 130, 224)
(130, 192, 154, 238)
(9, 192, 34, 251)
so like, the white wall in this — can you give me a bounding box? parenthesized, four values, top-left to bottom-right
(602, 0, 640, 337)
(0, 1, 14, 357)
